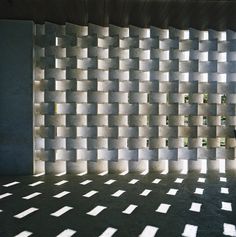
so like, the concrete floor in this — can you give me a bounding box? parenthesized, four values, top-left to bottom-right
(0, 171, 236, 237)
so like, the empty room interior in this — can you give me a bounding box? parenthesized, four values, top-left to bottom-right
(0, 0, 236, 236)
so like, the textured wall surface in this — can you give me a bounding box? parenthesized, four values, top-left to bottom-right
(34, 23, 236, 174)
(0, 20, 33, 175)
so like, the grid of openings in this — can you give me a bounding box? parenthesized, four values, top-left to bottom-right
(34, 23, 236, 174)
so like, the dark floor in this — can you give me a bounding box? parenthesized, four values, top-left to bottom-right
(0, 171, 236, 237)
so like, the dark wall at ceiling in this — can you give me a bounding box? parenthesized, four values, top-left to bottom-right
(0, 0, 235, 30)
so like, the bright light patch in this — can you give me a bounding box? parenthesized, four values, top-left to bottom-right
(219, 52, 227, 62)
(0, 193, 12, 199)
(219, 159, 226, 173)
(55, 58, 61, 68)
(156, 203, 171, 214)
(161, 170, 168, 175)
(3, 181, 19, 187)
(202, 31, 208, 40)
(189, 202, 202, 212)
(165, 29, 170, 38)
(219, 32, 226, 41)
(119, 170, 129, 176)
(80, 180, 92, 185)
(86, 205, 107, 216)
(223, 223, 236, 236)
(175, 178, 184, 183)
(56, 229, 76, 237)
(77, 171, 87, 176)
(55, 180, 68, 186)
(50, 206, 73, 217)
(83, 190, 98, 198)
(104, 179, 116, 185)
(167, 189, 178, 196)
(152, 179, 161, 184)
(201, 73, 208, 82)
(161, 160, 169, 175)
(139, 225, 159, 237)
(181, 160, 188, 174)
(219, 73, 227, 83)
(183, 30, 189, 39)
(111, 190, 125, 197)
(22, 192, 41, 200)
(141, 170, 149, 175)
(98, 171, 108, 176)
(200, 160, 207, 174)
(55, 172, 66, 177)
(14, 231, 33, 237)
(140, 189, 152, 196)
(163, 50, 169, 60)
(198, 178, 206, 183)
(143, 71, 150, 81)
(145, 29, 150, 38)
(29, 181, 44, 187)
(202, 52, 208, 61)
(194, 188, 204, 195)
(143, 50, 150, 60)
(221, 187, 229, 194)
(182, 72, 189, 81)
(129, 179, 139, 184)
(221, 202, 232, 211)
(55, 37, 60, 46)
(14, 207, 38, 219)
(122, 204, 137, 214)
(182, 224, 198, 237)
(220, 177, 227, 182)
(53, 191, 70, 198)
(33, 172, 45, 177)
(98, 227, 117, 237)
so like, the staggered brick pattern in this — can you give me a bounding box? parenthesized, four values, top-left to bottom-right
(34, 22, 236, 174)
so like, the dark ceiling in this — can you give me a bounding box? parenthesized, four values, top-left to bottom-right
(0, 0, 236, 30)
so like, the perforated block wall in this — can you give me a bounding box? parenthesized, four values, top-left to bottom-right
(34, 23, 236, 174)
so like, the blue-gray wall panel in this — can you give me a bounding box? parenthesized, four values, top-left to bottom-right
(0, 20, 33, 175)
